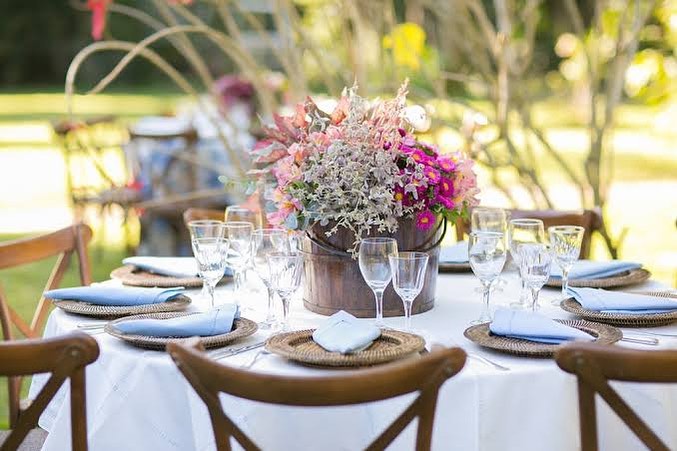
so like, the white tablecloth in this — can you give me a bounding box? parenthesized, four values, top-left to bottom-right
(29, 274, 677, 451)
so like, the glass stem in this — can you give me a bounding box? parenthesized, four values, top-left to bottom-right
(403, 299, 413, 331)
(531, 288, 540, 311)
(265, 286, 276, 323)
(234, 271, 244, 292)
(480, 283, 491, 321)
(561, 267, 570, 298)
(519, 279, 528, 305)
(280, 295, 290, 331)
(207, 282, 216, 308)
(373, 289, 385, 326)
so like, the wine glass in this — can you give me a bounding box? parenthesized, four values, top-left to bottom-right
(187, 220, 228, 309)
(388, 252, 429, 332)
(468, 232, 507, 324)
(252, 228, 290, 328)
(267, 252, 304, 332)
(225, 205, 263, 229)
(471, 207, 508, 291)
(517, 243, 553, 311)
(508, 219, 545, 309)
(548, 225, 585, 305)
(224, 221, 254, 306)
(358, 238, 398, 327)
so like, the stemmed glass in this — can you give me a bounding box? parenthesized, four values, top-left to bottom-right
(508, 219, 545, 309)
(252, 228, 290, 328)
(225, 205, 263, 229)
(267, 252, 304, 332)
(358, 238, 398, 327)
(224, 221, 254, 306)
(468, 231, 507, 324)
(548, 226, 585, 305)
(517, 243, 553, 311)
(471, 207, 508, 291)
(388, 252, 429, 332)
(187, 220, 229, 309)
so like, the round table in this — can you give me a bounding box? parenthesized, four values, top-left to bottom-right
(29, 273, 677, 451)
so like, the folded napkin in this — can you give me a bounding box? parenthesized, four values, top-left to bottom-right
(44, 286, 184, 306)
(439, 241, 469, 263)
(113, 304, 240, 337)
(123, 256, 199, 278)
(567, 287, 677, 314)
(550, 260, 641, 280)
(312, 311, 381, 354)
(489, 308, 593, 344)
(123, 256, 232, 278)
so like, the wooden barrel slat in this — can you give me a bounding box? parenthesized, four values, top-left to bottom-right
(301, 217, 441, 317)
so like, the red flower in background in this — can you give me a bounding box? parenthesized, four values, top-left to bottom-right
(87, 0, 110, 41)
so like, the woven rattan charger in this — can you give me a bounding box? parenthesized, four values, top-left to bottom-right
(463, 319, 622, 358)
(111, 265, 230, 288)
(546, 268, 650, 289)
(560, 290, 677, 327)
(105, 311, 258, 350)
(52, 295, 191, 319)
(265, 329, 426, 367)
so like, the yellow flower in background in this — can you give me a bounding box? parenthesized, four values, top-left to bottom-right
(383, 23, 426, 70)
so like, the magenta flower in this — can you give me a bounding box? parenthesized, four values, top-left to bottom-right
(411, 150, 431, 165)
(423, 166, 441, 184)
(398, 127, 407, 137)
(438, 157, 456, 173)
(439, 177, 454, 196)
(436, 195, 455, 210)
(416, 210, 436, 230)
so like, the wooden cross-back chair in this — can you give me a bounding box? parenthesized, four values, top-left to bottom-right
(168, 339, 466, 451)
(455, 209, 603, 258)
(0, 223, 92, 340)
(182, 208, 224, 227)
(555, 343, 677, 451)
(0, 332, 99, 450)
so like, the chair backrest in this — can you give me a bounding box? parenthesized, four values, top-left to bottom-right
(555, 343, 677, 451)
(182, 208, 225, 227)
(168, 340, 466, 451)
(455, 209, 602, 258)
(0, 332, 99, 450)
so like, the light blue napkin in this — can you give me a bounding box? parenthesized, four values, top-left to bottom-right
(113, 305, 240, 337)
(123, 256, 233, 278)
(439, 241, 469, 263)
(489, 308, 593, 344)
(123, 256, 199, 278)
(567, 287, 677, 314)
(44, 286, 184, 306)
(312, 311, 381, 354)
(550, 260, 641, 280)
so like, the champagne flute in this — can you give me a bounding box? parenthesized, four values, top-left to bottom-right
(224, 221, 254, 306)
(388, 252, 429, 332)
(508, 219, 545, 309)
(358, 238, 398, 327)
(548, 226, 585, 305)
(252, 228, 290, 328)
(267, 252, 304, 332)
(468, 232, 506, 324)
(187, 220, 228, 309)
(517, 243, 553, 311)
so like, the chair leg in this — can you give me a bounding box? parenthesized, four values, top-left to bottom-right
(578, 379, 598, 451)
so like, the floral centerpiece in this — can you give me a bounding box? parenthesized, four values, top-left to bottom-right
(250, 81, 479, 254)
(249, 80, 479, 317)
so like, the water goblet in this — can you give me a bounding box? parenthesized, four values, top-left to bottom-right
(468, 231, 507, 324)
(548, 225, 585, 305)
(358, 238, 398, 327)
(252, 228, 290, 328)
(517, 243, 553, 311)
(388, 252, 429, 332)
(471, 207, 508, 292)
(224, 221, 254, 305)
(267, 252, 304, 332)
(187, 220, 228, 309)
(225, 205, 263, 229)
(508, 219, 545, 309)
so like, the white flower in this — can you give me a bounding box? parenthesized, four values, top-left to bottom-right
(403, 105, 431, 132)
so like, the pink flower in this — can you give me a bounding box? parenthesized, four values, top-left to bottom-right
(439, 177, 454, 196)
(435, 195, 455, 210)
(271, 156, 300, 187)
(416, 210, 436, 231)
(410, 150, 431, 165)
(423, 167, 441, 184)
(437, 157, 456, 173)
(87, 0, 110, 41)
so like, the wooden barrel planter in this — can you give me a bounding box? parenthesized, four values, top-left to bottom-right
(300, 217, 445, 317)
